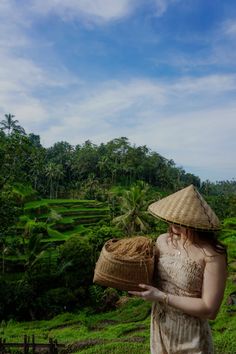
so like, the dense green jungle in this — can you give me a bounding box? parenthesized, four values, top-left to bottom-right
(0, 114, 236, 353)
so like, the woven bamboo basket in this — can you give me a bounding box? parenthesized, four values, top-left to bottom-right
(93, 236, 156, 292)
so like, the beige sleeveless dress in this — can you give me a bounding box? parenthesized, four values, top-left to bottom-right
(151, 237, 214, 354)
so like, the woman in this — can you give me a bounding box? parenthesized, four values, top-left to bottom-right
(129, 184, 227, 354)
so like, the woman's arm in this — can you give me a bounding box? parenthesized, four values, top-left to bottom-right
(129, 254, 227, 320)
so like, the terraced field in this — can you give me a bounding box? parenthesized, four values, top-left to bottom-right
(20, 198, 110, 241)
(4, 198, 110, 273)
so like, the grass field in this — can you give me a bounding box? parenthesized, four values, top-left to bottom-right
(1, 285, 235, 354)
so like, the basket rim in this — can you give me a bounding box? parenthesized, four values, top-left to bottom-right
(101, 245, 155, 263)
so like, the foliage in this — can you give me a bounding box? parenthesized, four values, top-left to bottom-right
(13, 278, 37, 320)
(59, 236, 94, 289)
(205, 194, 236, 219)
(87, 224, 123, 262)
(24, 233, 51, 271)
(0, 114, 25, 136)
(11, 183, 38, 204)
(23, 220, 48, 239)
(0, 197, 18, 238)
(37, 287, 77, 318)
(45, 162, 64, 199)
(89, 285, 120, 312)
(112, 181, 153, 235)
(0, 277, 14, 319)
(0, 188, 20, 253)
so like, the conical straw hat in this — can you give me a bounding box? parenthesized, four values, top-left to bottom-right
(148, 185, 220, 231)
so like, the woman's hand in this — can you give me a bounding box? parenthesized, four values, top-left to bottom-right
(128, 284, 164, 302)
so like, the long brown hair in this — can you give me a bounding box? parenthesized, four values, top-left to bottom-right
(168, 224, 228, 263)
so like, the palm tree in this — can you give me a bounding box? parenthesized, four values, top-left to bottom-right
(0, 114, 25, 135)
(19, 219, 50, 271)
(98, 155, 108, 180)
(24, 233, 50, 272)
(45, 163, 64, 198)
(2, 244, 8, 274)
(113, 181, 152, 235)
(82, 173, 100, 199)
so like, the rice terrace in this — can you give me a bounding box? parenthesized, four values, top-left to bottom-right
(0, 121, 236, 353)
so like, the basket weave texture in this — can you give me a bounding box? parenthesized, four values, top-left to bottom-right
(148, 184, 220, 231)
(93, 236, 156, 292)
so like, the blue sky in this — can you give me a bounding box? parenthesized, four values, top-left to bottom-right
(0, 0, 236, 182)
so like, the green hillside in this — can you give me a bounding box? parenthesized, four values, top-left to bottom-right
(10, 198, 110, 245)
(1, 217, 236, 354)
(2, 198, 112, 301)
(1, 116, 236, 353)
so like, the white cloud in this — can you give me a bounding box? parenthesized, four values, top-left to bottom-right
(125, 102, 236, 182)
(222, 19, 236, 38)
(171, 74, 236, 94)
(0, 0, 82, 129)
(152, 16, 236, 72)
(0, 0, 180, 35)
(130, 106, 236, 165)
(0, 46, 80, 128)
(75, 79, 166, 119)
(28, 0, 179, 23)
(153, 0, 170, 16)
(30, 0, 138, 24)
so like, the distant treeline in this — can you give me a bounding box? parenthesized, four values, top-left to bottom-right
(1, 114, 235, 199)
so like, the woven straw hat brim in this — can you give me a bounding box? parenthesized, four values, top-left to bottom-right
(148, 185, 221, 231)
(148, 209, 220, 231)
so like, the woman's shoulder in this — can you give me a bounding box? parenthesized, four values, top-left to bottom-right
(156, 233, 169, 246)
(199, 242, 227, 265)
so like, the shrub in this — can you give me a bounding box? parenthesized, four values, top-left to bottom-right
(59, 236, 94, 288)
(88, 225, 123, 260)
(36, 287, 77, 318)
(89, 285, 119, 312)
